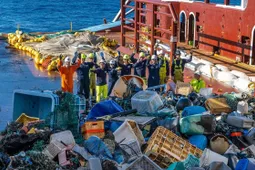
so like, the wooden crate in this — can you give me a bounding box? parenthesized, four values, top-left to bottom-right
(145, 126, 203, 168)
(81, 121, 105, 139)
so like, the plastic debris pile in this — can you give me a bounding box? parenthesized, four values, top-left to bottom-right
(1, 86, 255, 170)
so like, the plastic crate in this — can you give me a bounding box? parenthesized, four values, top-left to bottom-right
(131, 90, 163, 114)
(126, 155, 162, 170)
(120, 139, 142, 160)
(175, 82, 192, 96)
(145, 126, 203, 168)
(81, 121, 105, 139)
(73, 95, 86, 115)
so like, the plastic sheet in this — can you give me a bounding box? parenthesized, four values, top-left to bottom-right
(231, 70, 249, 79)
(214, 71, 237, 86)
(87, 100, 123, 120)
(197, 65, 213, 78)
(233, 78, 252, 93)
(215, 64, 229, 72)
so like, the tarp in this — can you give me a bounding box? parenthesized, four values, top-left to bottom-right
(87, 100, 123, 120)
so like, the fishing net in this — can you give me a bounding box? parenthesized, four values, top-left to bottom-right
(47, 93, 83, 143)
(7, 151, 58, 170)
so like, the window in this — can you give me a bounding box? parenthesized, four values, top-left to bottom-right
(193, 0, 243, 6)
(229, 0, 242, 6)
(209, 0, 224, 4)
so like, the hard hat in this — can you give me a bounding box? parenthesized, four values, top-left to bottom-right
(99, 59, 105, 64)
(109, 60, 115, 65)
(88, 53, 94, 59)
(123, 54, 130, 60)
(64, 57, 71, 63)
(175, 50, 181, 56)
(81, 54, 87, 60)
(151, 55, 157, 60)
(139, 52, 145, 58)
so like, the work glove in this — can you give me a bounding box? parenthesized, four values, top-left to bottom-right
(100, 51, 105, 61)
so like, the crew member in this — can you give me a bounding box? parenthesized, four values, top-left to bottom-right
(133, 52, 147, 79)
(190, 71, 206, 93)
(159, 53, 170, 84)
(147, 55, 162, 88)
(76, 53, 96, 100)
(117, 51, 135, 76)
(88, 53, 97, 99)
(90, 60, 108, 103)
(57, 55, 81, 93)
(107, 60, 121, 96)
(171, 50, 193, 83)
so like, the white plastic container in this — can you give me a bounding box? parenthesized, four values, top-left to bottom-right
(199, 148, 228, 167)
(237, 101, 249, 114)
(226, 116, 254, 128)
(131, 90, 163, 114)
(50, 130, 75, 145)
(113, 119, 145, 147)
(88, 158, 102, 170)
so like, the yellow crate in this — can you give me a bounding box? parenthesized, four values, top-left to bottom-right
(145, 126, 203, 168)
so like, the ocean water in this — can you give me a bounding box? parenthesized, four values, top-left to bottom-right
(0, 0, 120, 33)
(0, 0, 243, 33)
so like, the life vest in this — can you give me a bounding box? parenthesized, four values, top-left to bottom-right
(173, 59, 183, 82)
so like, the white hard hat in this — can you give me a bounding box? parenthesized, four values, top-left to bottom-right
(99, 59, 105, 64)
(151, 55, 157, 60)
(64, 57, 70, 63)
(109, 60, 115, 65)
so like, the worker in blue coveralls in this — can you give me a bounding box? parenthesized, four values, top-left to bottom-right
(117, 51, 136, 76)
(75, 53, 97, 101)
(107, 59, 121, 96)
(147, 54, 162, 88)
(133, 51, 148, 79)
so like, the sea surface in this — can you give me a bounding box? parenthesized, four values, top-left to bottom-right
(0, 0, 120, 33)
(0, 0, 243, 33)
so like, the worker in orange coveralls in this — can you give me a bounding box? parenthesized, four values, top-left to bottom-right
(57, 54, 81, 93)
